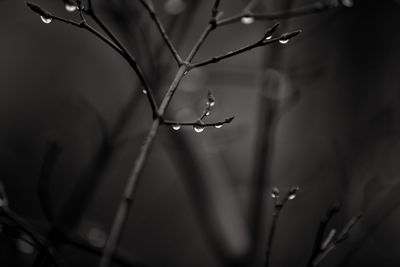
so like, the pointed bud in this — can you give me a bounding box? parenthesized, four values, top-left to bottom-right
(26, 2, 52, 18)
(280, 30, 302, 41)
(264, 22, 280, 40)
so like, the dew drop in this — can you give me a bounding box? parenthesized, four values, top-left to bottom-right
(265, 35, 272, 40)
(40, 16, 53, 24)
(193, 125, 204, 133)
(142, 89, 147, 95)
(172, 124, 181, 131)
(241, 16, 255, 25)
(288, 186, 299, 200)
(205, 111, 210, 116)
(271, 187, 280, 199)
(341, 0, 354, 7)
(65, 3, 78, 12)
(279, 38, 289, 44)
(215, 124, 222, 129)
(207, 100, 215, 107)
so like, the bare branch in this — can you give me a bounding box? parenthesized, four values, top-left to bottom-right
(311, 212, 362, 267)
(265, 186, 299, 267)
(137, 0, 183, 66)
(217, 1, 338, 27)
(190, 29, 301, 69)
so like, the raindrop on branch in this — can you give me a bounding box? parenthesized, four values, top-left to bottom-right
(241, 16, 255, 25)
(142, 89, 147, 95)
(214, 124, 222, 129)
(65, 3, 77, 12)
(288, 186, 299, 200)
(40, 16, 53, 24)
(279, 38, 289, 44)
(271, 187, 280, 199)
(172, 124, 181, 131)
(193, 125, 204, 133)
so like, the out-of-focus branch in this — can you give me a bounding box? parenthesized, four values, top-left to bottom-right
(217, 1, 343, 27)
(310, 212, 362, 267)
(37, 137, 62, 224)
(306, 202, 341, 267)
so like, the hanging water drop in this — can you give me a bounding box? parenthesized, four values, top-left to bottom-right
(215, 124, 222, 129)
(205, 111, 210, 116)
(288, 186, 299, 200)
(271, 187, 280, 199)
(264, 34, 272, 41)
(142, 89, 147, 95)
(193, 125, 204, 133)
(65, 3, 78, 12)
(279, 38, 289, 44)
(207, 99, 215, 107)
(172, 124, 181, 131)
(241, 16, 255, 25)
(40, 16, 53, 24)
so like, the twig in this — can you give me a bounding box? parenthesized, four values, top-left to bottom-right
(137, 0, 183, 66)
(265, 187, 299, 267)
(162, 89, 234, 130)
(189, 28, 301, 69)
(310, 212, 362, 267)
(306, 202, 341, 267)
(217, 1, 338, 27)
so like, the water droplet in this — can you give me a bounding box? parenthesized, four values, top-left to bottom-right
(87, 227, 106, 248)
(40, 16, 53, 24)
(193, 125, 204, 133)
(241, 16, 255, 25)
(288, 186, 299, 200)
(271, 187, 280, 199)
(142, 89, 147, 95)
(341, 0, 354, 7)
(205, 111, 210, 116)
(207, 100, 215, 107)
(214, 124, 222, 129)
(279, 38, 289, 44)
(265, 35, 272, 40)
(172, 124, 181, 131)
(17, 236, 35, 254)
(65, 3, 78, 12)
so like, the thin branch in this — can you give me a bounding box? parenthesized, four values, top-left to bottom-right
(307, 202, 341, 267)
(26, 2, 158, 116)
(310, 212, 362, 267)
(163, 116, 234, 128)
(190, 29, 301, 69)
(217, 1, 337, 27)
(265, 187, 299, 267)
(137, 0, 183, 66)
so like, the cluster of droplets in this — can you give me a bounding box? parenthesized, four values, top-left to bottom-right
(271, 186, 299, 200)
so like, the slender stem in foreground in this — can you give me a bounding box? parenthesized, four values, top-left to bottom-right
(310, 212, 362, 267)
(307, 202, 341, 267)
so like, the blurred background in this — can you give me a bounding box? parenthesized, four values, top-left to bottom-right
(1, 0, 400, 266)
